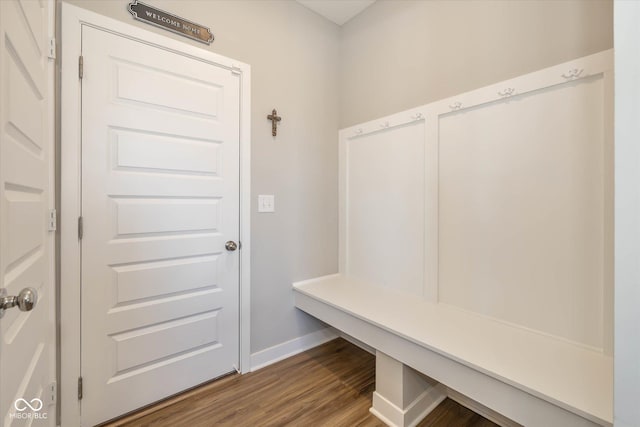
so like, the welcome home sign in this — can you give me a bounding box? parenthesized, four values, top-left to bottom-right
(128, 1, 214, 45)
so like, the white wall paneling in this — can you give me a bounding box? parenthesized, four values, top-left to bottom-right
(340, 49, 613, 352)
(339, 112, 427, 296)
(430, 52, 613, 352)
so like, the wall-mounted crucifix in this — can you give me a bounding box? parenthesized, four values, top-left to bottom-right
(267, 109, 281, 137)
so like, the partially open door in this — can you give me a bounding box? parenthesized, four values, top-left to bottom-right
(0, 0, 56, 425)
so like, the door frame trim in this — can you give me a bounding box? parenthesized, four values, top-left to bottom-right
(60, 4, 251, 426)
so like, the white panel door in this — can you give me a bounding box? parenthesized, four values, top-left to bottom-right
(0, 0, 55, 425)
(81, 26, 240, 425)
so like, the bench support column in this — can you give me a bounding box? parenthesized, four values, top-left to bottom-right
(370, 351, 447, 427)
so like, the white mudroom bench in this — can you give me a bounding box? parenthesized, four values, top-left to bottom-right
(294, 274, 612, 427)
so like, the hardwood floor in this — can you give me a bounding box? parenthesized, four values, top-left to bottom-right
(102, 338, 498, 427)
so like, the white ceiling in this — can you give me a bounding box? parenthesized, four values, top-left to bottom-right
(296, 0, 376, 26)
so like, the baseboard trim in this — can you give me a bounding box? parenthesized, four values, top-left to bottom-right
(370, 385, 447, 427)
(250, 327, 338, 372)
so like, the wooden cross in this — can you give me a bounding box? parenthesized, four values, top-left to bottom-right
(267, 109, 281, 137)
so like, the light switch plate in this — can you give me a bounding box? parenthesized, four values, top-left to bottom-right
(258, 195, 275, 213)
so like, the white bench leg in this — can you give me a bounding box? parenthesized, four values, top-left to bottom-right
(370, 351, 447, 427)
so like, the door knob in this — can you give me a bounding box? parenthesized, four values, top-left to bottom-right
(225, 241, 238, 251)
(0, 287, 38, 319)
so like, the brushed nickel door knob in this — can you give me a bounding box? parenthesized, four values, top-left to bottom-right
(225, 241, 238, 251)
(0, 287, 38, 319)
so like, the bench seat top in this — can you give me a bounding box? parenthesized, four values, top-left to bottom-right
(293, 274, 613, 426)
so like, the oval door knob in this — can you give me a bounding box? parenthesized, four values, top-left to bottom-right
(225, 241, 238, 251)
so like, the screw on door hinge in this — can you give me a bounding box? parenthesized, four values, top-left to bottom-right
(78, 216, 83, 240)
(78, 377, 83, 400)
(79, 55, 83, 79)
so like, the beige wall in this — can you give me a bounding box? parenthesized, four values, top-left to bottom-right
(62, 0, 340, 354)
(340, 0, 613, 127)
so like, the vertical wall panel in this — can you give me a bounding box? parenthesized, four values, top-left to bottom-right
(437, 76, 609, 349)
(346, 121, 425, 295)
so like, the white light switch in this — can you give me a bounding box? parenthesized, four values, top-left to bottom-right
(258, 195, 275, 213)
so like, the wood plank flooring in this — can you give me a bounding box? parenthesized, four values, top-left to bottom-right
(102, 338, 498, 427)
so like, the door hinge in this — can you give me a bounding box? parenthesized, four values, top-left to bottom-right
(47, 381, 57, 405)
(78, 216, 83, 240)
(48, 38, 56, 60)
(77, 377, 83, 400)
(79, 55, 84, 79)
(48, 209, 57, 231)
